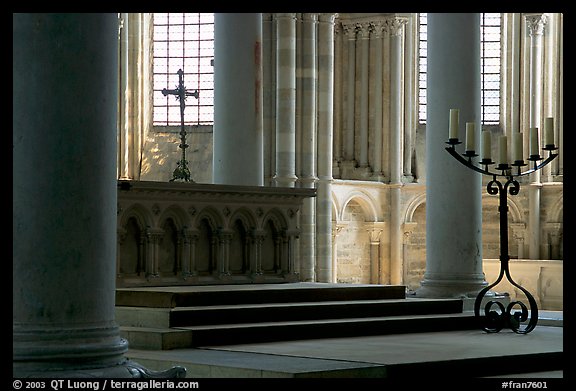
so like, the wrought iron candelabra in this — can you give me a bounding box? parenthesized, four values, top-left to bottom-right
(445, 117, 558, 334)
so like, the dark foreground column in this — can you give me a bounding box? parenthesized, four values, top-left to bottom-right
(13, 13, 184, 378)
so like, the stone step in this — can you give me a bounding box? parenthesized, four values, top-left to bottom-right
(116, 297, 463, 328)
(116, 283, 406, 308)
(121, 313, 478, 349)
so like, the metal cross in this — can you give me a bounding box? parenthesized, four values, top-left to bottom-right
(162, 69, 199, 182)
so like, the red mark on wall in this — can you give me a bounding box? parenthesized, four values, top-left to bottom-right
(254, 41, 261, 115)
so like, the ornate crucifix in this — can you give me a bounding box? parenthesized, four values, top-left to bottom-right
(162, 69, 199, 182)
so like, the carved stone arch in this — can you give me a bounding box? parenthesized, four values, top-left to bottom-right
(156, 205, 190, 277)
(262, 208, 289, 232)
(117, 203, 152, 278)
(261, 209, 288, 274)
(341, 191, 378, 222)
(338, 192, 378, 284)
(402, 193, 427, 291)
(506, 197, 523, 223)
(228, 207, 257, 275)
(229, 207, 258, 232)
(404, 192, 426, 223)
(195, 206, 224, 232)
(548, 194, 563, 223)
(481, 192, 523, 259)
(331, 189, 341, 222)
(158, 204, 191, 231)
(194, 206, 223, 276)
(480, 192, 523, 223)
(118, 203, 153, 230)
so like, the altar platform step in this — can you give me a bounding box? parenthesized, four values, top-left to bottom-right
(125, 326, 563, 379)
(116, 283, 477, 350)
(116, 282, 406, 308)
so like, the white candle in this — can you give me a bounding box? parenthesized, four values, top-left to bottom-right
(499, 135, 508, 165)
(481, 130, 491, 161)
(544, 117, 554, 146)
(513, 132, 523, 162)
(529, 127, 539, 156)
(449, 109, 459, 140)
(465, 122, 475, 152)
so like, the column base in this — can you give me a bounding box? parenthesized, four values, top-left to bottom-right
(415, 277, 488, 299)
(13, 358, 186, 378)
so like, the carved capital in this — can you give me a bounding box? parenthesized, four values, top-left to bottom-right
(367, 228, 383, 244)
(387, 16, 408, 36)
(332, 222, 347, 239)
(525, 13, 547, 36)
(355, 22, 371, 39)
(318, 13, 337, 24)
(510, 223, 527, 241)
(275, 13, 297, 21)
(402, 222, 417, 241)
(145, 227, 164, 241)
(341, 22, 357, 39)
(300, 13, 318, 23)
(117, 227, 127, 245)
(369, 20, 387, 38)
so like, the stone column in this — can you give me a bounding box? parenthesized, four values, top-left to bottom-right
(357, 22, 370, 169)
(262, 13, 276, 186)
(402, 222, 417, 286)
(389, 16, 407, 185)
(510, 223, 527, 259)
(331, 223, 346, 282)
(333, 23, 344, 177)
(274, 13, 298, 187)
(388, 17, 408, 286)
(145, 227, 163, 278)
(370, 20, 385, 180)
(402, 15, 415, 182)
(316, 13, 336, 282)
(368, 227, 383, 284)
(213, 13, 264, 186)
(526, 13, 547, 260)
(342, 23, 357, 163)
(417, 13, 486, 298)
(13, 13, 183, 377)
(298, 13, 318, 282)
(390, 186, 403, 285)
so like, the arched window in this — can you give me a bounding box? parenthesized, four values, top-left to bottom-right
(152, 13, 215, 126)
(418, 13, 501, 125)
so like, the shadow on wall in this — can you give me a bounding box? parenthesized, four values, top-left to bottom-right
(140, 130, 213, 183)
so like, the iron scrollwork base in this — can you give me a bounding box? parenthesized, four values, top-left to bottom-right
(474, 270, 539, 334)
(445, 142, 557, 335)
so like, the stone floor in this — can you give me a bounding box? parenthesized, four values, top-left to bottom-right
(126, 318, 564, 381)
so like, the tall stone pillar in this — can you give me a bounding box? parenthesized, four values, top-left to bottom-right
(262, 13, 276, 186)
(370, 20, 385, 179)
(342, 23, 356, 163)
(316, 13, 336, 282)
(417, 13, 486, 298)
(357, 22, 370, 168)
(525, 13, 547, 260)
(388, 17, 407, 286)
(298, 13, 318, 281)
(274, 13, 298, 188)
(13, 13, 183, 377)
(213, 13, 264, 186)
